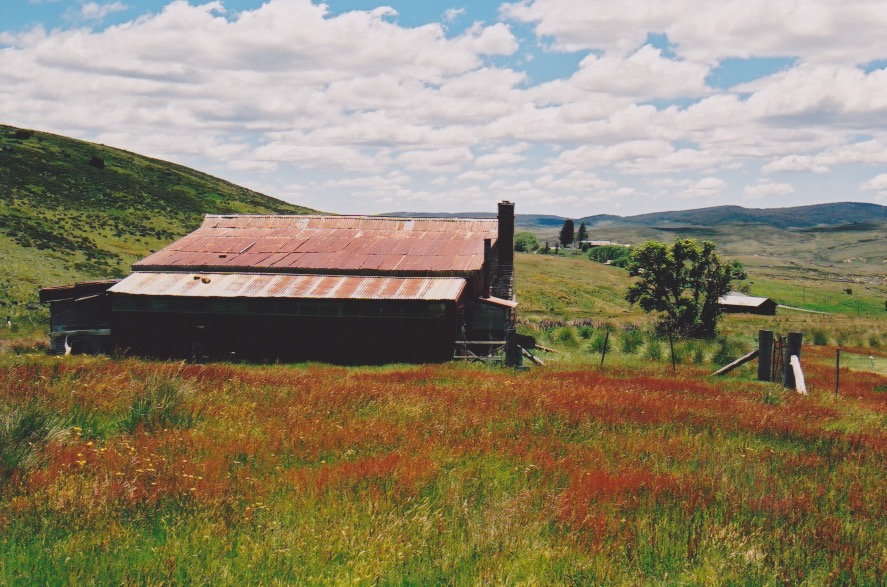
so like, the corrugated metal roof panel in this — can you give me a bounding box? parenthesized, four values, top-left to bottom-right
(134, 215, 499, 274)
(718, 294, 772, 307)
(110, 272, 467, 301)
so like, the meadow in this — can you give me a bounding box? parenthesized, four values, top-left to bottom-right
(1, 351, 885, 586)
(2, 245, 886, 585)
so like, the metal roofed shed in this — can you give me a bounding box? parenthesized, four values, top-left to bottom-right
(42, 201, 520, 363)
(718, 293, 777, 315)
(38, 280, 119, 355)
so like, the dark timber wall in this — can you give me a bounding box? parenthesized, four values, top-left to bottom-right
(111, 296, 460, 364)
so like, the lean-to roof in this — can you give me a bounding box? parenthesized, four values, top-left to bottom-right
(110, 272, 467, 302)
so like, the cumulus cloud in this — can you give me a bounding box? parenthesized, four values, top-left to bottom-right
(74, 1, 127, 22)
(860, 173, 887, 192)
(1, 0, 886, 214)
(501, 0, 887, 64)
(742, 181, 795, 200)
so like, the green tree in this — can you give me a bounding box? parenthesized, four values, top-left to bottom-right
(559, 219, 575, 247)
(514, 232, 539, 252)
(626, 239, 735, 338)
(576, 222, 588, 243)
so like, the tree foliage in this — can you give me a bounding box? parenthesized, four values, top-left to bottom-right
(576, 222, 588, 243)
(626, 239, 738, 338)
(513, 231, 539, 252)
(588, 244, 633, 267)
(559, 219, 575, 247)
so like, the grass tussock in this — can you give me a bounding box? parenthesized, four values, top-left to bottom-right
(121, 372, 197, 433)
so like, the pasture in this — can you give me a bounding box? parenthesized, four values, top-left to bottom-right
(1, 250, 885, 585)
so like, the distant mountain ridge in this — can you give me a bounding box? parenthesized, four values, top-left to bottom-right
(384, 202, 887, 230)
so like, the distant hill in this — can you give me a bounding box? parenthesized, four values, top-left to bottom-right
(581, 202, 887, 229)
(387, 202, 887, 231)
(385, 202, 887, 276)
(0, 124, 316, 306)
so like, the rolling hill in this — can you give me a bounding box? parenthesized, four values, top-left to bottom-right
(0, 124, 316, 306)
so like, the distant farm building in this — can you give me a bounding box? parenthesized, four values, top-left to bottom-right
(41, 202, 518, 363)
(718, 293, 777, 316)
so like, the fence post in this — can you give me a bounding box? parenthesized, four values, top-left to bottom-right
(783, 332, 803, 388)
(835, 349, 840, 396)
(505, 328, 522, 368)
(758, 330, 773, 382)
(599, 330, 609, 368)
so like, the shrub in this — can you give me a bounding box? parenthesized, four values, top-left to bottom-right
(620, 327, 644, 354)
(711, 336, 748, 366)
(590, 331, 611, 354)
(553, 326, 580, 348)
(577, 325, 594, 340)
(684, 340, 706, 364)
(121, 373, 196, 433)
(645, 337, 663, 361)
(869, 335, 882, 349)
(12, 129, 32, 140)
(514, 232, 539, 252)
(88, 155, 105, 170)
(811, 330, 829, 346)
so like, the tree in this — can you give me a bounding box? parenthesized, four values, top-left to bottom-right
(576, 222, 588, 243)
(626, 239, 735, 338)
(514, 232, 539, 252)
(559, 219, 575, 247)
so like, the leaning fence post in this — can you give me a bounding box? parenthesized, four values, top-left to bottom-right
(758, 330, 773, 382)
(783, 332, 803, 389)
(668, 329, 676, 373)
(599, 330, 609, 368)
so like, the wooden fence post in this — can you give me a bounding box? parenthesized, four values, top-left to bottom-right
(783, 332, 803, 389)
(599, 330, 609, 368)
(505, 328, 522, 368)
(835, 349, 840, 396)
(758, 330, 773, 382)
(669, 329, 676, 373)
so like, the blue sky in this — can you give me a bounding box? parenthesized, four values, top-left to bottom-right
(2, 0, 887, 215)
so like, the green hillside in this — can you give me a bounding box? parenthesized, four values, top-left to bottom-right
(0, 125, 316, 307)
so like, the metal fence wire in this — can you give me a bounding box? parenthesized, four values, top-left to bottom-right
(772, 335, 785, 382)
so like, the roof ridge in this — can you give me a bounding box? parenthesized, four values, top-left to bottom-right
(203, 214, 496, 221)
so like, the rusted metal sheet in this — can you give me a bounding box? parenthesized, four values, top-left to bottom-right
(134, 215, 499, 274)
(109, 272, 467, 302)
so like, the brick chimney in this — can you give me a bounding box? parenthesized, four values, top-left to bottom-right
(493, 201, 515, 299)
(497, 201, 514, 266)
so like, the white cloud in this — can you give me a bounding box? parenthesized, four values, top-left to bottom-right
(860, 173, 887, 192)
(2, 0, 887, 215)
(501, 0, 887, 64)
(742, 181, 795, 199)
(76, 2, 127, 22)
(680, 177, 727, 199)
(443, 7, 465, 22)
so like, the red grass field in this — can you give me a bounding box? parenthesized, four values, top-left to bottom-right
(1, 354, 885, 585)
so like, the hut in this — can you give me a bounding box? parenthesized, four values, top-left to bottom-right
(718, 293, 777, 316)
(42, 202, 518, 363)
(38, 280, 118, 355)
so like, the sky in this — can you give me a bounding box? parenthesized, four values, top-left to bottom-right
(3, 0, 887, 216)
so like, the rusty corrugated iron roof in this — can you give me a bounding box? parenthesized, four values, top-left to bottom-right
(109, 272, 467, 301)
(134, 215, 499, 275)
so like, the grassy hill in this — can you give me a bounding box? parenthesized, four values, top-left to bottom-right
(0, 125, 316, 308)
